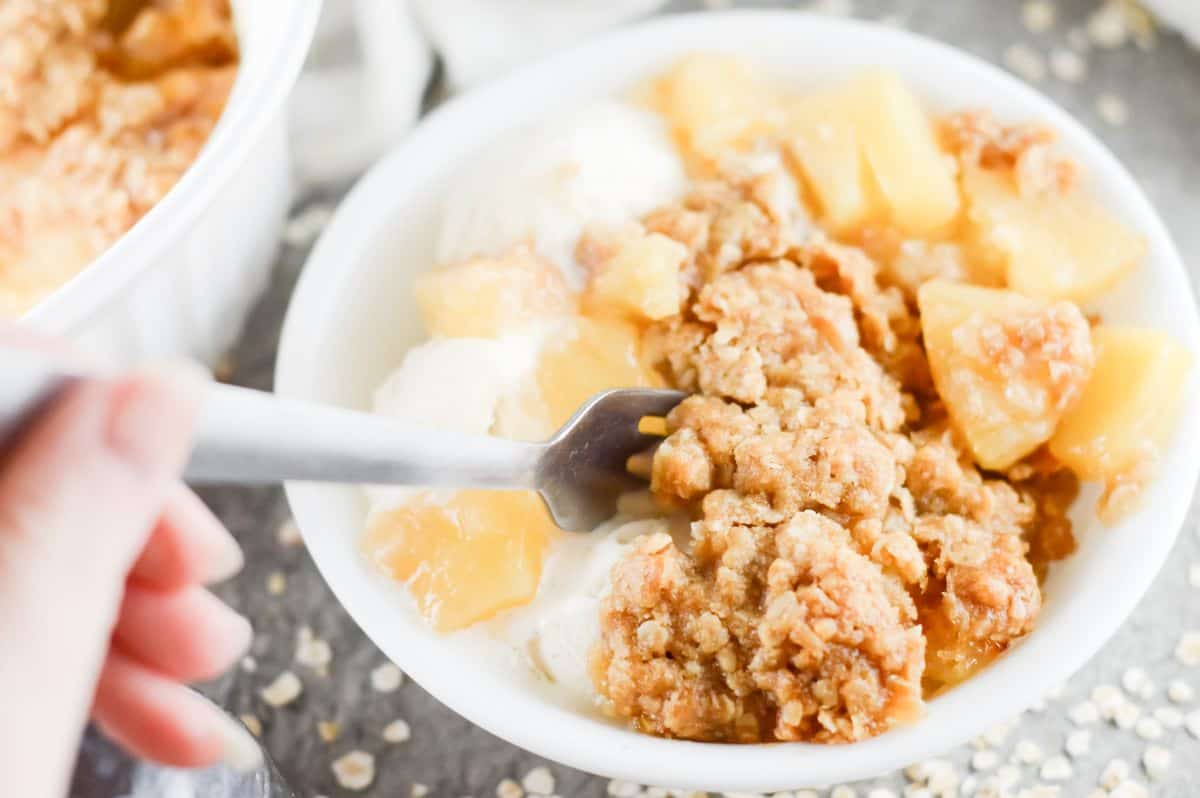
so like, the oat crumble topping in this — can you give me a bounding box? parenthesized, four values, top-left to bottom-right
(941, 110, 1077, 197)
(591, 158, 1082, 743)
(0, 0, 237, 316)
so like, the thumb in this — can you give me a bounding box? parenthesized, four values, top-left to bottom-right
(0, 367, 202, 798)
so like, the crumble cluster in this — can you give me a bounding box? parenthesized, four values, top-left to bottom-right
(591, 159, 1080, 744)
(0, 0, 237, 316)
(940, 109, 1078, 197)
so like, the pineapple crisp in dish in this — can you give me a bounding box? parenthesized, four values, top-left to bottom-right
(0, 0, 238, 317)
(362, 56, 1192, 744)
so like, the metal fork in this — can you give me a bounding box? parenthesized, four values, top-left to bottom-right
(1, 349, 684, 532)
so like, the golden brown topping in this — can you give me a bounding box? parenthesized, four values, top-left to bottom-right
(0, 0, 106, 150)
(0, 0, 237, 317)
(593, 515, 925, 743)
(941, 109, 1077, 196)
(0, 65, 235, 316)
(104, 0, 238, 79)
(594, 157, 1079, 743)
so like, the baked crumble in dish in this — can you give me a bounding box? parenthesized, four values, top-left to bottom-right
(0, 0, 238, 317)
(362, 56, 1192, 745)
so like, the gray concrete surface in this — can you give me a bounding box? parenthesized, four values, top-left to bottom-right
(70, 0, 1200, 795)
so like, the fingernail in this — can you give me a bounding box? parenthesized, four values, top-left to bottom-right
(206, 539, 245, 584)
(200, 695, 264, 772)
(231, 612, 254, 660)
(107, 361, 209, 473)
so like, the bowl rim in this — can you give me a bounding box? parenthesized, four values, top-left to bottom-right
(21, 0, 324, 335)
(277, 9, 1200, 791)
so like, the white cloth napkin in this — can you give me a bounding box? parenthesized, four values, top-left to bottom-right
(289, 0, 667, 187)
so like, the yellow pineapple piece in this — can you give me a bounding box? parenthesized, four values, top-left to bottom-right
(416, 247, 574, 338)
(918, 280, 1094, 470)
(363, 490, 558, 632)
(961, 164, 1145, 303)
(1049, 326, 1192, 482)
(783, 91, 879, 232)
(507, 316, 663, 435)
(584, 231, 687, 321)
(845, 70, 960, 236)
(644, 53, 780, 171)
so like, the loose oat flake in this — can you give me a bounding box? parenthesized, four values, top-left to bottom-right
(1021, 1, 1055, 33)
(1113, 701, 1140, 730)
(1177, 631, 1200, 665)
(1100, 758, 1131, 790)
(1121, 667, 1148, 694)
(370, 662, 404, 692)
(1003, 43, 1047, 82)
(1012, 739, 1044, 765)
(332, 750, 375, 791)
(1048, 48, 1087, 82)
(1039, 755, 1072, 782)
(522, 767, 555, 795)
(971, 750, 999, 771)
(1065, 729, 1090, 758)
(259, 670, 302, 707)
(383, 719, 412, 743)
(266, 571, 286, 595)
(1087, 1, 1130, 48)
(277, 519, 303, 547)
(412, 784, 430, 798)
(317, 720, 341, 743)
(1133, 716, 1163, 741)
(1092, 684, 1125, 717)
(1167, 678, 1194, 703)
(295, 626, 333, 671)
(1141, 745, 1170, 781)
(607, 781, 640, 798)
(1109, 781, 1149, 798)
(1096, 94, 1129, 127)
(496, 778, 524, 798)
(1152, 705, 1183, 728)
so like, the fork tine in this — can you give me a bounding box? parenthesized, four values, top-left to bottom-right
(535, 388, 686, 532)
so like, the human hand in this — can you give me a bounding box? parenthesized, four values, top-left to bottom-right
(0, 341, 261, 798)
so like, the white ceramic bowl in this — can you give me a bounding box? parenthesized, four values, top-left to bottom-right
(18, 0, 322, 366)
(277, 11, 1200, 791)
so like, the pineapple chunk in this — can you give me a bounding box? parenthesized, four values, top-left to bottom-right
(962, 164, 1145, 302)
(1049, 326, 1192, 482)
(644, 54, 780, 171)
(918, 280, 1094, 470)
(416, 247, 573, 338)
(584, 231, 687, 321)
(363, 490, 557, 632)
(845, 70, 960, 236)
(783, 91, 878, 232)
(536, 316, 664, 429)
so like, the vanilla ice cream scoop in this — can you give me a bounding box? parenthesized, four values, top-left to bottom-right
(436, 101, 686, 284)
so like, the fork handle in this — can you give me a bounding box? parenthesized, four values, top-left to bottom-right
(1, 347, 544, 490)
